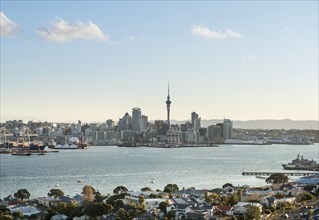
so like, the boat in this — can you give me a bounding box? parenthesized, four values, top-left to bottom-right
(53, 143, 79, 150)
(11, 150, 32, 156)
(282, 154, 319, 171)
(0, 148, 11, 154)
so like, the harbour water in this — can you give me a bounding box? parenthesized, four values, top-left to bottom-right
(0, 144, 318, 199)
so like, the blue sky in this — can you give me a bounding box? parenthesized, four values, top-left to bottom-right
(1, 1, 318, 122)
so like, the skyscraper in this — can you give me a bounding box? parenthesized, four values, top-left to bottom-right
(223, 119, 233, 140)
(166, 84, 171, 126)
(132, 107, 142, 133)
(191, 112, 201, 130)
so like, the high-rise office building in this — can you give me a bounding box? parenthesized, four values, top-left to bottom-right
(141, 115, 148, 132)
(119, 113, 132, 131)
(223, 119, 233, 140)
(191, 112, 201, 130)
(132, 107, 142, 133)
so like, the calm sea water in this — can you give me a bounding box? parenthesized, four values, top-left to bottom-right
(1, 144, 318, 199)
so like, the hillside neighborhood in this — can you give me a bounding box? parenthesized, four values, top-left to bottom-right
(1, 174, 318, 220)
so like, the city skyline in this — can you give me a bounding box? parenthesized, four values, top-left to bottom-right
(1, 1, 318, 122)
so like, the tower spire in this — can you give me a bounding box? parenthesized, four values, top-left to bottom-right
(166, 83, 171, 126)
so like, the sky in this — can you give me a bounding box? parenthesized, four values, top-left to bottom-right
(0, 1, 318, 123)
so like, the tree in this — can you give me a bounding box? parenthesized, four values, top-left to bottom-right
(159, 201, 168, 214)
(14, 189, 30, 200)
(141, 187, 153, 192)
(163, 184, 179, 194)
(82, 185, 95, 208)
(84, 202, 113, 218)
(138, 195, 145, 209)
(48, 188, 64, 198)
(117, 208, 130, 220)
(166, 210, 175, 220)
(265, 173, 288, 184)
(274, 192, 285, 199)
(205, 193, 220, 205)
(297, 192, 315, 202)
(113, 185, 128, 194)
(246, 206, 261, 220)
(94, 191, 106, 202)
(228, 193, 239, 206)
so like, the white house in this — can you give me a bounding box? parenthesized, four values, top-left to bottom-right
(10, 205, 41, 217)
(233, 202, 263, 214)
(37, 197, 60, 207)
(144, 198, 165, 210)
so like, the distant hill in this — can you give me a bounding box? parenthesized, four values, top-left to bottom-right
(168, 119, 318, 130)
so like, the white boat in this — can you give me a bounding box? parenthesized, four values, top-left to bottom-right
(54, 143, 79, 150)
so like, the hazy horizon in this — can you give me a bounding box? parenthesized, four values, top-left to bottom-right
(1, 1, 318, 122)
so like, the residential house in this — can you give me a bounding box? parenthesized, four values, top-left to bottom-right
(276, 197, 296, 204)
(233, 202, 263, 215)
(144, 198, 165, 210)
(9, 205, 41, 217)
(214, 205, 234, 216)
(260, 196, 277, 208)
(177, 188, 208, 198)
(37, 197, 60, 207)
(186, 210, 209, 220)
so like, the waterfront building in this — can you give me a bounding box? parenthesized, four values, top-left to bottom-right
(181, 122, 192, 132)
(181, 129, 198, 144)
(217, 123, 224, 139)
(207, 125, 222, 140)
(223, 119, 233, 140)
(132, 107, 142, 133)
(121, 130, 135, 141)
(199, 127, 207, 142)
(167, 126, 181, 144)
(105, 130, 120, 144)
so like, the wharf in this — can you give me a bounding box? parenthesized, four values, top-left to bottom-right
(242, 171, 318, 177)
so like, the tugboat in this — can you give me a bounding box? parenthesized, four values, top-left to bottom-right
(282, 154, 319, 171)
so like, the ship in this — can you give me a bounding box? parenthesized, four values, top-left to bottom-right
(282, 154, 319, 171)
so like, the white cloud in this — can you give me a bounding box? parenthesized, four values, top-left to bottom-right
(226, 28, 241, 38)
(242, 55, 254, 61)
(0, 11, 19, 37)
(37, 18, 108, 42)
(191, 25, 241, 40)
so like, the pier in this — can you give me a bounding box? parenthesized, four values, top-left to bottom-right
(242, 171, 318, 177)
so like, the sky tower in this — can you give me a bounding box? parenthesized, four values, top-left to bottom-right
(166, 83, 171, 126)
